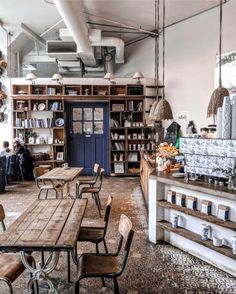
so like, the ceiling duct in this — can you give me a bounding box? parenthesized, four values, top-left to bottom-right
(59, 28, 124, 64)
(91, 37, 125, 64)
(54, 0, 96, 66)
(47, 40, 78, 60)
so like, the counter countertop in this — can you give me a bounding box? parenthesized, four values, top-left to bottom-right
(150, 171, 236, 201)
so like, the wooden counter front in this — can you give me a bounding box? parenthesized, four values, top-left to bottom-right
(140, 153, 155, 204)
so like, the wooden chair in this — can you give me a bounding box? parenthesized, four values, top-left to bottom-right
(74, 214, 134, 294)
(0, 204, 36, 294)
(34, 166, 63, 199)
(78, 195, 113, 253)
(78, 168, 105, 218)
(75, 163, 100, 198)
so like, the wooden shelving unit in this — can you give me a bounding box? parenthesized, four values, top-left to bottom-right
(157, 221, 236, 260)
(12, 83, 162, 174)
(12, 84, 66, 167)
(109, 85, 156, 176)
(157, 200, 236, 232)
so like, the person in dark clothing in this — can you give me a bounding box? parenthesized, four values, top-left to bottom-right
(13, 138, 25, 155)
(12, 138, 34, 180)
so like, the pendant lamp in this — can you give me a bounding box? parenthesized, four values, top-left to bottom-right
(149, 0, 160, 121)
(154, 0, 173, 121)
(25, 72, 37, 84)
(52, 73, 63, 84)
(207, 0, 229, 118)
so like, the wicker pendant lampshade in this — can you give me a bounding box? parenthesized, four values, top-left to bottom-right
(207, 0, 229, 118)
(154, 0, 173, 121)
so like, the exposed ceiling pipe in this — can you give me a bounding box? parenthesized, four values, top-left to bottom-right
(54, 0, 96, 66)
(59, 29, 124, 64)
(91, 37, 124, 64)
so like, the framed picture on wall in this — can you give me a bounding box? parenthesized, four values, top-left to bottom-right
(56, 152, 64, 161)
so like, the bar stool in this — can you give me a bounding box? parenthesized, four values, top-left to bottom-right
(78, 168, 105, 218)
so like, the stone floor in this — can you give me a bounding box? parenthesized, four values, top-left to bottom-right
(0, 177, 236, 294)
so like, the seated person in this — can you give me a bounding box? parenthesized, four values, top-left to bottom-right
(13, 138, 25, 155)
(12, 138, 34, 180)
(0, 141, 13, 157)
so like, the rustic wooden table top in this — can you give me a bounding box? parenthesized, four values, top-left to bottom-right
(38, 167, 83, 181)
(0, 198, 87, 251)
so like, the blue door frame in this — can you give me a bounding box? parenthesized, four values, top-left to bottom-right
(66, 102, 109, 175)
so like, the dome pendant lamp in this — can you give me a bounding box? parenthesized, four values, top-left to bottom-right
(207, 0, 229, 118)
(154, 0, 173, 121)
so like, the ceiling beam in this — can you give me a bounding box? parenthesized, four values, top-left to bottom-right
(21, 23, 46, 46)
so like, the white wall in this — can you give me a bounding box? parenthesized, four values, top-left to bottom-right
(117, 0, 236, 134)
(1, 0, 236, 141)
(0, 30, 12, 147)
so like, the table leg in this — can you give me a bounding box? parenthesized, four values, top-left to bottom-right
(21, 251, 60, 294)
(64, 181, 74, 199)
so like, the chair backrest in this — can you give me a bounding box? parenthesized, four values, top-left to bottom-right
(103, 195, 113, 234)
(34, 166, 48, 178)
(93, 163, 100, 175)
(118, 214, 133, 250)
(116, 214, 134, 275)
(96, 168, 105, 189)
(0, 204, 6, 231)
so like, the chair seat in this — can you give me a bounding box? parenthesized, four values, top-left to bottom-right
(78, 253, 120, 277)
(0, 253, 33, 282)
(78, 227, 104, 242)
(80, 186, 100, 193)
(77, 178, 95, 185)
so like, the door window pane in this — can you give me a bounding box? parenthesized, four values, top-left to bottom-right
(94, 108, 103, 120)
(94, 122, 103, 134)
(73, 108, 82, 120)
(84, 122, 93, 134)
(84, 108, 92, 120)
(73, 122, 82, 134)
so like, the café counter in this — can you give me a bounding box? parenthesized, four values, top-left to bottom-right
(148, 171, 236, 277)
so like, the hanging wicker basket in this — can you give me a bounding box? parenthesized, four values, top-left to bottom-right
(154, 98, 173, 121)
(207, 86, 229, 117)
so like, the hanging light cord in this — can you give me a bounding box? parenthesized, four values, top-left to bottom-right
(219, 0, 223, 86)
(154, 0, 157, 99)
(154, 0, 160, 101)
(163, 0, 166, 100)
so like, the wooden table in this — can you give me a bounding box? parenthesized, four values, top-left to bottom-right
(0, 198, 87, 293)
(38, 167, 83, 198)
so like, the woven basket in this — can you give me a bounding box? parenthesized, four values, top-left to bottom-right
(207, 86, 229, 117)
(154, 98, 173, 121)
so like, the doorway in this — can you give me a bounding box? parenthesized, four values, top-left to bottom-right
(66, 102, 109, 175)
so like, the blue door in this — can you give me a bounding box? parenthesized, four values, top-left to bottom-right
(67, 102, 109, 175)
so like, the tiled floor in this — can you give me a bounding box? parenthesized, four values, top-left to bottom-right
(0, 177, 236, 293)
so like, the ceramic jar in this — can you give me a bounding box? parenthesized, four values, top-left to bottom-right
(201, 224, 211, 241)
(232, 236, 236, 254)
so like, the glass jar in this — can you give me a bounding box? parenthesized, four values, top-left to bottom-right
(200, 128, 209, 138)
